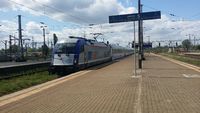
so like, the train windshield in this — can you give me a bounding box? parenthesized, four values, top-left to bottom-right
(54, 43, 76, 54)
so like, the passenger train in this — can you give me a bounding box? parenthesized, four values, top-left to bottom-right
(49, 36, 133, 73)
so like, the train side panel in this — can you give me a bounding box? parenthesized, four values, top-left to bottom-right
(84, 44, 112, 67)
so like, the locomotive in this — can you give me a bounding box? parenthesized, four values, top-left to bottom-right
(49, 36, 133, 73)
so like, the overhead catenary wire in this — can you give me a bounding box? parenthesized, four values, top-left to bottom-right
(5, 0, 90, 37)
(31, 0, 93, 24)
(6, 0, 90, 28)
(8, 0, 104, 26)
(6, 0, 138, 30)
(7, 0, 41, 14)
(142, 4, 179, 17)
(142, 4, 196, 21)
(3, 0, 143, 42)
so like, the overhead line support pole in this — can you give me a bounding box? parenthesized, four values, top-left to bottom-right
(138, 0, 142, 69)
(18, 15, 24, 60)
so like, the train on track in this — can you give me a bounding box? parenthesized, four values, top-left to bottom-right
(49, 36, 133, 73)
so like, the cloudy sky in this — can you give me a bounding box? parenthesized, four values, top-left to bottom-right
(0, 0, 200, 48)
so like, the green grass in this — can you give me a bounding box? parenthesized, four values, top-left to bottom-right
(0, 71, 58, 97)
(160, 53, 200, 67)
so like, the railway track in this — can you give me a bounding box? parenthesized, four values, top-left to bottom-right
(0, 61, 50, 80)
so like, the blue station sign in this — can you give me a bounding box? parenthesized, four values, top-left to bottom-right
(132, 43, 152, 49)
(109, 11, 161, 23)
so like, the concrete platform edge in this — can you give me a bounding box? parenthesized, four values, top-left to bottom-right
(151, 53, 200, 73)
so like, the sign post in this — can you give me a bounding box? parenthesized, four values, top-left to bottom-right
(133, 21, 137, 76)
(109, 9, 161, 70)
(138, 1, 142, 69)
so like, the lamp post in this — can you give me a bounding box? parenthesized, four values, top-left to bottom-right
(46, 32, 50, 47)
(40, 22, 47, 57)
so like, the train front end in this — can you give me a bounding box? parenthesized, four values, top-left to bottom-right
(49, 38, 79, 73)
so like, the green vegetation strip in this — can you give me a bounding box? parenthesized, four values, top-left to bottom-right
(0, 71, 58, 97)
(160, 53, 200, 67)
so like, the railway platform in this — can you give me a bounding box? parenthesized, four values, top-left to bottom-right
(0, 60, 50, 68)
(0, 54, 199, 113)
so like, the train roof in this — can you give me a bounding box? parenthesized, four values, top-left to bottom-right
(57, 36, 110, 48)
(111, 44, 133, 50)
(86, 40, 109, 47)
(57, 38, 78, 44)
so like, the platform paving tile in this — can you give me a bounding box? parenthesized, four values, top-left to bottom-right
(141, 55, 200, 113)
(0, 56, 139, 113)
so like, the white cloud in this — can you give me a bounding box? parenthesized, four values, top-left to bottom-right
(119, 7, 137, 14)
(25, 21, 41, 34)
(0, 1, 12, 11)
(0, 20, 17, 39)
(0, 0, 125, 24)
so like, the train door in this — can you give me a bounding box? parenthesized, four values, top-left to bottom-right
(84, 45, 88, 66)
(74, 40, 80, 66)
(74, 39, 85, 67)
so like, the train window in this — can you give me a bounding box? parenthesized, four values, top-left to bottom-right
(66, 43, 76, 54)
(54, 44, 64, 54)
(54, 43, 76, 54)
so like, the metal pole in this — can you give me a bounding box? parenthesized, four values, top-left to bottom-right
(43, 27, 46, 46)
(138, 0, 142, 69)
(51, 41, 53, 50)
(42, 27, 46, 57)
(48, 35, 49, 47)
(18, 15, 24, 59)
(134, 21, 137, 76)
(5, 40, 7, 55)
(141, 4, 144, 60)
(32, 37, 34, 49)
(9, 35, 12, 56)
(25, 43, 28, 57)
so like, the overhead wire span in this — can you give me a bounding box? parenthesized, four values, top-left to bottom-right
(31, 0, 103, 25)
(6, 0, 87, 27)
(142, 4, 194, 21)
